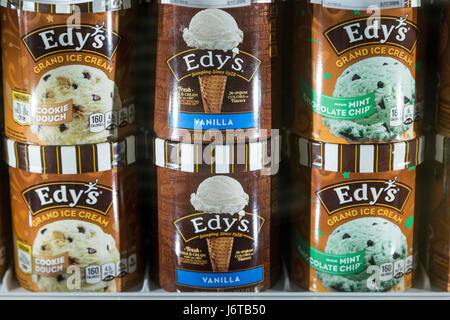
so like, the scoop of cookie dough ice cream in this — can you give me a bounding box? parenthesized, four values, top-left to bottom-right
(316, 217, 407, 292)
(32, 220, 120, 292)
(323, 57, 415, 141)
(31, 65, 121, 145)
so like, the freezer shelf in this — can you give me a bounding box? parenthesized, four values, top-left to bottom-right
(0, 263, 448, 300)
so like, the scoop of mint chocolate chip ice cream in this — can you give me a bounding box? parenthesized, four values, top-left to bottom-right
(323, 57, 415, 142)
(316, 217, 407, 292)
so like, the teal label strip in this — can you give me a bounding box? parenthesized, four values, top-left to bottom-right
(300, 78, 375, 120)
(296, 230, 365, 275)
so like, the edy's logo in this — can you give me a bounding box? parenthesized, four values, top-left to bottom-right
(324, 15, 420, 55)
(317, 178, 412, 215)
(174, 213, 265, 242)
(22, 23, 121, 61)
(22, 180, 114, 216)
(167, 49, 261, 82)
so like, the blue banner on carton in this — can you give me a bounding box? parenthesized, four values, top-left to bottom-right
(169, 112, 258, 130)
(176, 266, 264, 288)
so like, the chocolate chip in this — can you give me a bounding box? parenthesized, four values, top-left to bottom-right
(40, 228, 47, 234)
(106, 245, 110, 251)
(45, 91, 52, 98)
(59, 124, 68, 132)
(404, 96, 410, 104)
(369, 256, 376, 265)
(352, 74, 361, 81)
(339, 131, 357, 140)
(393, 252, 400, 259)
(69, 257, 78, 265)
(379, 99, 386, 109)
(377, 81, 384, 88)
(342, 233, 351, 239)
(43, 75, 51, 81)
(57, 275, 64, 282)
(83, 72, 91, 79)
(72, 83, 78, 90)
(383, 63, 388, 66)
(367, 240, 374, 247)
(68, 237, 73, 243)
(41, 245, 46, 251)
(88, 248, 97, 254)
(92, 94, 101, 101)
(103, 286, 109, 292)
(382, 123, 390, 133)
(77, 226, 85, 233)
(372, 223, 378, 226)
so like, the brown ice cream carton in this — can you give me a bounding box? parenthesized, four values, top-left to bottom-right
(290, 0, 425, 144)
(288, 133, 425, 292)
(153, 0, 284, 142)
(427, 134, 450, 291)
(1, 0, 137, 145)
(6, 136, 144, 292)
(437, 3, 450, 137)
(154, 136, 281, 292)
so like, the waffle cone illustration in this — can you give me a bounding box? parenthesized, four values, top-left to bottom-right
(198, 75, 227, 114)
(207, 236, 234, 272)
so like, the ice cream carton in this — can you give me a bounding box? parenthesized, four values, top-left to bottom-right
(427, 133, 450, 291)
(153, 136, 281, 292)
(153, 0, 285, 142)
(5, 135, 144, 292)
(290, 0, 426, 144)
(288, 133, 426, 292)
(1, 0, 137, 145)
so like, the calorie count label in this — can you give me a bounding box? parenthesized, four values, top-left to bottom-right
(85, 253, 137, 284)
(374, 255, 413, 282)
(390, 104, 415, 127)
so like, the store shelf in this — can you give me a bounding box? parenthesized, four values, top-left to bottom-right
(0, 263, 448, 300)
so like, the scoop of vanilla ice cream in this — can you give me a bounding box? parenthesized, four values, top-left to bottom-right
(183, 8, 244, 52)
(190, 176, 249, 214)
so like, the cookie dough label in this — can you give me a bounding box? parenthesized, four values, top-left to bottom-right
(33, 252, 69, 276)
(35, 99, 73, 125)
(291, 3, 424, 143)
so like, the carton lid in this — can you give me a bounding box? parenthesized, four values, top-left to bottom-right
(5, 136, 136, 174)
(309, 0, 421, 9)
(152, 137, 280, 174)
(0, 0, 134, 13)
(159, 0, 280, 8)
(291, 135, 425, 173)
